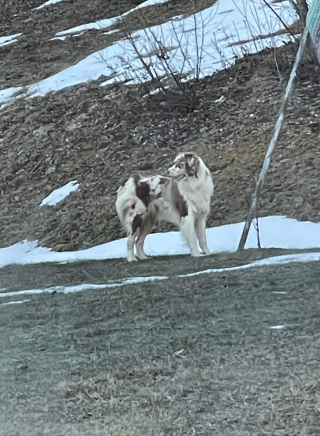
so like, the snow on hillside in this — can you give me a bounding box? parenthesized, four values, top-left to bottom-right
(40, 181, 79, 207)
(0, 0, 297, 104)
(0, 87, 22, 104)
(36, 0, 67, 9)
(1, 216, 320, 269)
(0, 33, 22, 47)
(55, 0, 170, 36)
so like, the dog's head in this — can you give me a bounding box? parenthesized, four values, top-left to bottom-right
(167, 152, 200, 179)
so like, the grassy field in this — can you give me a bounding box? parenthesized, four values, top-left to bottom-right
(1, 250, 320, 435)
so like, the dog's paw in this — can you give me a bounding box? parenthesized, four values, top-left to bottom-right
(191, 252, 201, 257)
(127, 256, 138, 262)
(138, 254, 150, 260)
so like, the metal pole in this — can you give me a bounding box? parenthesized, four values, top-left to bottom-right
(237, 27, 309, 251)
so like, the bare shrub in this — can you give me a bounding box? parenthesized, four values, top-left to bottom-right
(110, 9, 218, 113)
(97, 0, 301, 112)
(288, 0, 309, 26)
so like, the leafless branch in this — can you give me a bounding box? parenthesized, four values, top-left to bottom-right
(261, 0, 297, 41)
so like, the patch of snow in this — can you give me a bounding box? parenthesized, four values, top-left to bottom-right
(102, 29, 121, 36)
(269, 325, 286, 330)
(50, 31, 86, 42)
(0, 87, 23, 109)
(50, 35, 68, 41)
(40, 180, 79, 207)
(0, 33, 22, 47)
(36, 0, 67, 10)
(56, 0, 170, 37)
(56, 18, 116, 37)
(0, 284, 106, 298)
(0, 0, 296, 102)
(177, 252, 320, 279)
(0, 40, 18, 48)
(141, 86, 170, 97)
(117, 275, 168, 285)
(2, 250, 320, 298)
(1, 216, 320, 268)
(0, 278, 167, 298)
(1, 299, 30, 306)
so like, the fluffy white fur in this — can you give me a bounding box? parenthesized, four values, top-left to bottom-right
(115, 152, 214, 262)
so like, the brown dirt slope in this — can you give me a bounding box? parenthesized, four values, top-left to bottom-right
(1, 41, 320, 250)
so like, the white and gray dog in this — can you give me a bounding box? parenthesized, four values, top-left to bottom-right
(115, 152, 214, 262)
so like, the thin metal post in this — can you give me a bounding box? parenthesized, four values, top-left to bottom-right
(237, 27, 309, 251)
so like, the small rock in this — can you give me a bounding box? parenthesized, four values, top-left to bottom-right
(46, 166, 56, 175)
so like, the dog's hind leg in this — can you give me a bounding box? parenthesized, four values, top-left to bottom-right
(195, 214, 211, 255)
(127, 233, 137, 262)
(180, 215, 201, 257)
(136, 214, 155, 260)
(126, 213, 144, 262)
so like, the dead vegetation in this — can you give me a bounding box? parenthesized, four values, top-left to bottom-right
(1, 256, 320, 435)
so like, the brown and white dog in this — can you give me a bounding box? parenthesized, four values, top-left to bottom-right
(115, 152, 214, 262)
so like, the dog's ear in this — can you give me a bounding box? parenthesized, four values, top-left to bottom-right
(185, 153, 199, 178)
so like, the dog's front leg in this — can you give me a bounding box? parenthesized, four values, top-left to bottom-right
(180, 215, 201, 257)
(195, 214, 211, 255)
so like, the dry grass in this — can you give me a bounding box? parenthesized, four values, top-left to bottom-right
(1, 254, 320, 434)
